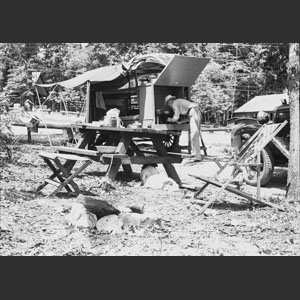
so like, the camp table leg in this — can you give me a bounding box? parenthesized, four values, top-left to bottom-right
(130, 140, 145, 157)
(105, 134, 132, 180)
(151, 136, 182, 185)
(76, 130, 97, 149)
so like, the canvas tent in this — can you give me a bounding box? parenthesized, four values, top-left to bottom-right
(35, 53, 175, 90)
(233, 94, 289, 119)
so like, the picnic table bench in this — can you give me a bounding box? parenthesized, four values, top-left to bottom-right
(37, 124, 186, 196)
(69, 123, 184, 185)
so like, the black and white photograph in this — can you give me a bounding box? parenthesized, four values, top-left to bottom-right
(0, 3, 299, 257)
(0, 42, 298, 256)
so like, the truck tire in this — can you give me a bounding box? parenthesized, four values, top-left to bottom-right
(163, 134, 181, 153)
(243, 146, 274, 186)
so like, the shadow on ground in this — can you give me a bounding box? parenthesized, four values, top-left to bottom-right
(263, 168, 287, 191)
(84, 170, 141, 183)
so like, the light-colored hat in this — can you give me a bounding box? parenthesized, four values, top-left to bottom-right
(165, 95, 176, 104)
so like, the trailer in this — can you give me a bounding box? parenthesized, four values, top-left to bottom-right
(35, 53, 210, 151)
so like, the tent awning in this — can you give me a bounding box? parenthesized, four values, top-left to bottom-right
(34, 53, 210, 90)
(34, 53, 176, 90)
(35, 64, 126, 89)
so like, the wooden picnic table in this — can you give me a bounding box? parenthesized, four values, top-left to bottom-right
(55, 123, 183, 185)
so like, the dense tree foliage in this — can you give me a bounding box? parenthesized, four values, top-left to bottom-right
(0, 43, 290, 112)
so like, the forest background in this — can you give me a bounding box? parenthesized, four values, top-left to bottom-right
(0, 43, 290, 114)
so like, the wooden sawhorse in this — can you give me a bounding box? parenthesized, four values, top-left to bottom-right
(37, 152, 92, 198)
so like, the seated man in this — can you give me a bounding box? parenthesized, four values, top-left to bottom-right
(164, 95, 203, 162)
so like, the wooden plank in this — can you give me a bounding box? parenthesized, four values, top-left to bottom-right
(75, 130, 97, 149)
(151, 136, 182, 185)
(54, 146, 101, 157)
(105, 134, 132, 181)
(101, 154, 130, 165)
(115, 134, 130, 154)
(189, 174, 285, 211)
(27, 127, 32, 144)
(236, 163, 263, 167)
(101, 154, 130, 159)
(122, 164, 133, 174)
(271, 136, 290, 159)
(45, 178, 61, 187)
(130, 141, 145, 157)
(72, 124, 182, 136)
(12, 122, 73, 130)
(55, 154, 91, 161)
(201, 128, 231, 132)
(152, 123, 189, 131)
(40, 152, 91, 161)
(257, 150, 261, 201)
(130, 156, 183, 165)
(102, 155, 182, 165)
(140, 149, 193, 158)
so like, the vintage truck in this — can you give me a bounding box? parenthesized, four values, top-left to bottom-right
(230, 100, 290, 186)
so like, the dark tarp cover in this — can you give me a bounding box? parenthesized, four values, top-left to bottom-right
(35, 53, 175, 90)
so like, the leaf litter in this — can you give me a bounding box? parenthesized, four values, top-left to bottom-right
(0, 140, 299, 256)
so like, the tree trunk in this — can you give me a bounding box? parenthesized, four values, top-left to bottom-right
(287, 43, 300, 203)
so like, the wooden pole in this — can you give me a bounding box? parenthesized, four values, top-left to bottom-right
(27, 126, 32, 144)
(35, 86, 54, 149)
(85, 81, 91, 123)
(59, 86, 76, 142)
(257, 150, 261, 201)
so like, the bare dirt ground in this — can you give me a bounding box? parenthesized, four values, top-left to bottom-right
(1, 129, 299, 256)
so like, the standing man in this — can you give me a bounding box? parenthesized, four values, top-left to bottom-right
(164, 95, 203, 162)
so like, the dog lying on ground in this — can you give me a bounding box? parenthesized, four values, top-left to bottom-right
(140, 164, 179, 192)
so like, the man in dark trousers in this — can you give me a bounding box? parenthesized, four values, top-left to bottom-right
(164, 95, 203, 161)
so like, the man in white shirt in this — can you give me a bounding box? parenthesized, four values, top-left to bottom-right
(165, 95, 203, 161)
